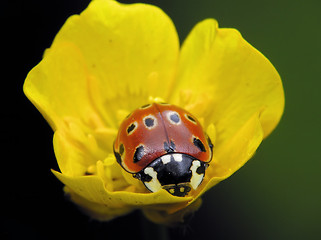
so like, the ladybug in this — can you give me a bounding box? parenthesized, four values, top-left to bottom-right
(113, 103, 213, 197)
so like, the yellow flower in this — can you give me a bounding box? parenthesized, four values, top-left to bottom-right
(23, 0, 284, 224)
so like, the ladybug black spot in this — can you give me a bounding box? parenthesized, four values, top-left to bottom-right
(186, 114, 197, 124)
(144, 117, 154, 127)
(140, 104, 151, 109)
(193, 138, 206, 152)
(119, 143, 124, 155)
(133, 145, 145, 163)
(164, 140, 176, 153)
(114, 151, 122, 165)
(127, 123, 136, 134)
(169, 112, 180, 124)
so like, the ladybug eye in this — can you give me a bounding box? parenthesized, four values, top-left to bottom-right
(193, 137, 206, 152)
(143, 115, 158, 129)
(167, 111, 181, 125)
(127, 121, 137, 135)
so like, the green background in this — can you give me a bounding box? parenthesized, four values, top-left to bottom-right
(147, 0, 321, 239)
(2, 0, 320, 239)
(144, 0, 321, 239)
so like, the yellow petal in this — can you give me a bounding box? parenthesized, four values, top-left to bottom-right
(200, 111, 264, 196)
(171, 19, 284, 143)
(53, 117, 114, 176)
(51, 0, 179, 128)
(64, 186, 133, 221)
(52, 170, 193, 220)
(23, 42, 95, 131)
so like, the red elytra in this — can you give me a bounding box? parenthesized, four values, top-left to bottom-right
(113, 103, 213, 173)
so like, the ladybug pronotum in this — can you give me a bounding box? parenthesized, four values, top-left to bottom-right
(113, 103, 213, 197)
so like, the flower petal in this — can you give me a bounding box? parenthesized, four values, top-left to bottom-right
(23, 42, 95, 130)
(52, 117, 114, 176)
(24, 0, 179, 130)
(209, 111, 263, 178)
(52, 170, 193, 220)
(171, 19, 284, 144)
(64, 186, 133, 221)
(191, 111, 264, 197)
(51, 0, 179, 128)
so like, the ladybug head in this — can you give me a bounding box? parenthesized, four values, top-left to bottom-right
(134, 153, 208, 197)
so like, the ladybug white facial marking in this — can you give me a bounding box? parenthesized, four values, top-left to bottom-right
(143, 167, 162, 193)
(135, 153, 207, 197)
(190, 160, 206, 190)
(172, 153, 183, 162)
(113, 103, 213, 197)
(161, 155, 171, 165)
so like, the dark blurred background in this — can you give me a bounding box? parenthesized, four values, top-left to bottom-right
(2, 0, 321, 239)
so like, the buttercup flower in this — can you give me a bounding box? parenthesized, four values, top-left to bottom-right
(23, 0, 284, 224)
